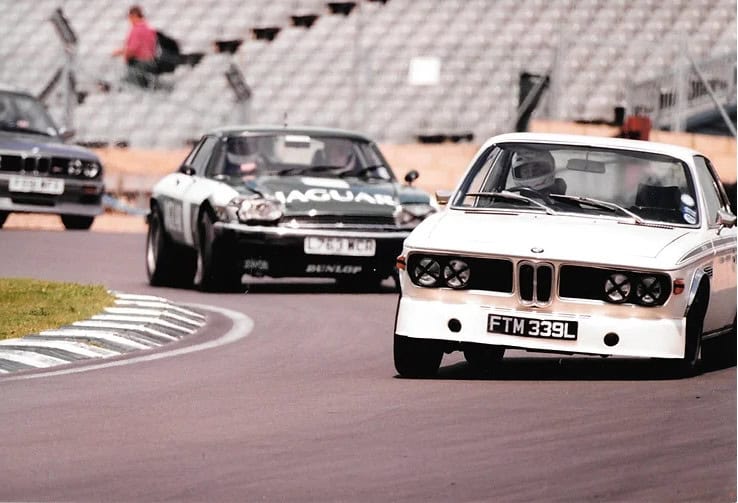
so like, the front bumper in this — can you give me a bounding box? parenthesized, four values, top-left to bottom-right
(395, 295, 687, 359)
(214, 221, 411, 278)
(0, 176, 104, 217)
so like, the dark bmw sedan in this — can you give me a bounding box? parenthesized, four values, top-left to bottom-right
(0, 86, 105, 230)
(146, 126, 437, 291)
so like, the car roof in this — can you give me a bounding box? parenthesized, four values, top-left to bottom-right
(483, 132, 702, 160)
(208, 124, 374, 142)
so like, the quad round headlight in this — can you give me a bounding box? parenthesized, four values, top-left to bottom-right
(443, 259, 470, 289)
(604, 273, 631, 303)
(411, 257, 441, 287)
(636, 276, 663, 305)
(82, 161, 100, 178)
(67, 159, 83, 176)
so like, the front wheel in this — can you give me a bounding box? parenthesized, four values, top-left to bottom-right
(701, 318, 737, 369)
(463, 343, 505, 374)
(394, 334, 443, 378)
(669, 288, 708, 377)
(0, 211, 7, 229)
(193, 209, 243, 292)
(61, 215, 94, 230)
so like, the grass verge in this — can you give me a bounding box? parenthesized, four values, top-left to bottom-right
(0, 278, 115, 340)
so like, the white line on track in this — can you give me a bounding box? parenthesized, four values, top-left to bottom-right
(0, 303, 253, 383)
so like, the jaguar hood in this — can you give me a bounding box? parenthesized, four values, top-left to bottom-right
(234, 175, 429, 216)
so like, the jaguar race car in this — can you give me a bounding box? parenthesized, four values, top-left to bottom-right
(394, 133, 736, 377)
(0, 86, 105, 230)
(146, 126, 436, 291)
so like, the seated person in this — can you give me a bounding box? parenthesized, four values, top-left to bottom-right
(509, 149, 566, 196)
(224, 137, 266, 180)
(312, 139, 357, 172)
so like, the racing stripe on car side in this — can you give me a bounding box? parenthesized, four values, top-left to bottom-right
(0, 293, 206, 374)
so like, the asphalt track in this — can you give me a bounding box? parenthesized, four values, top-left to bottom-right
(0, 230, 735, 502)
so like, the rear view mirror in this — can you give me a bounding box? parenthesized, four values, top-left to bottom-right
(404, 170, 419, 186)
(566, 158, 606, 173)
(435, 189, 452, 205)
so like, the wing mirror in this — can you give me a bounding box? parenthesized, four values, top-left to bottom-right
(435, 189, 452, 205)
(57, 127, 75, 140)
(404, 170, 419, 186)
(717, 209, 737, 235)
(179, 164, 196, 176)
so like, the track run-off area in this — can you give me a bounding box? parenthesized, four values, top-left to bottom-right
(0, 229, 735, 502)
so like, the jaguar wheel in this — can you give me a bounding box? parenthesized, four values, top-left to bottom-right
(193, 209, 243, 292)
(393, 334, 443, 378)
(61, 215, 94, 230)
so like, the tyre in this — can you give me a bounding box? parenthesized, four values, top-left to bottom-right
(463, 342, 505, 374)
(146, 205, 196, 287)
(0, 211, 7, 229)
(394, 333, 443, 378)
(701, 318, 737, 369)
(193, 209, 243, 292)
(61, 215, 94, 230)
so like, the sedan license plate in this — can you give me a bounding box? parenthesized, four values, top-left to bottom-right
(488, 314, 578, 340)
(8, 176, 64, 195)
(304, 236, 376, 256)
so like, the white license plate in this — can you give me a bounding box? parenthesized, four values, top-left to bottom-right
(304, 236, 376, 256)
(8, 176, 64, 195)
(488, 314, 578, 340)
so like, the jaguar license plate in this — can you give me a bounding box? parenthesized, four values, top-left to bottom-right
(488, 314, 578, 340)
(304, 236, 376, 256)
(8, 176, 64, 195)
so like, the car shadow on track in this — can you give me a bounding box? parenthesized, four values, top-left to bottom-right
(428, 356, 736, 381)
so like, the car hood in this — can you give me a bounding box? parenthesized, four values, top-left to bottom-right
(234, 175, 427, 216)
(0, 133, 100, 161)
(408, 210, 692, 267)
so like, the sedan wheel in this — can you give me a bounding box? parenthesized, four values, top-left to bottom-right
(463, 343, 505, 374)
(61, 215, 94, 230)
(394, 334, 443, 378)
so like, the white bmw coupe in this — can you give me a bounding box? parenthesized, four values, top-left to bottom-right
(394, 133, 736, 377)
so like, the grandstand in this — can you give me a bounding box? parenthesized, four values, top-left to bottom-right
(0, 0, 735, 148)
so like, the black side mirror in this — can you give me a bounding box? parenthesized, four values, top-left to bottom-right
(57, 127, 75, 140)
(404, 170, 419, 186)
(179, 164, 196, 176)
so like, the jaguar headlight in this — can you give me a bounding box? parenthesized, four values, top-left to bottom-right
(410, 256, 442, 287)
(394, 203, 437, 228)
(604, 273, 630, 303)
(635, 275, 663, 306)
(443, 258, 470, 289)
(221, 197, 283, 223)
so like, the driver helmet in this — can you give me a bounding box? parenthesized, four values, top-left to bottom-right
(511, 149, 556, 190)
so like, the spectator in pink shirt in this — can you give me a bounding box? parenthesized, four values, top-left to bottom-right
(112, 5, 158, 87)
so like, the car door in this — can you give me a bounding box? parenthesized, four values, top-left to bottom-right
(693, 155, 737, 332)
(176, 136, 221, 246)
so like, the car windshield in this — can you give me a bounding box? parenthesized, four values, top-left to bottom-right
(453, 142, 699, 226)
(0, 91, 58, 136)
(215, 133, 394, 181)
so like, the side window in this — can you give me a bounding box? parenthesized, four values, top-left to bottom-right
(693, 156, 722, 225)
(189, 136, 218, 175)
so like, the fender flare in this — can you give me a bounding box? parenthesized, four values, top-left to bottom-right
(685, 268, 710, 316)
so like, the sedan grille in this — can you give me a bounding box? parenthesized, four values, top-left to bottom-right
(518, 262, 553, 305)
(281, 214, 396, 228)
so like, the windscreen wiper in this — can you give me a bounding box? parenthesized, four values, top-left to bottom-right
(338, 164, 387, 179)
(465, 191, 557, 215)
(549, 194, 646, 224)
(277, 165, 339, 176)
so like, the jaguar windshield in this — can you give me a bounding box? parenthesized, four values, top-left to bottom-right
(453, 142, 699, 226)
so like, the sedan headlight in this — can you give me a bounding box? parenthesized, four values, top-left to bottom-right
(604, 273, 630, 303)
(82, 161, 101, 178)
(221, 196, 283, 223)
(443, 259, 470, 289)
(410, 256, 442, 287)
(394, 203, 437, 228)
(635, 276, 664, 306)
